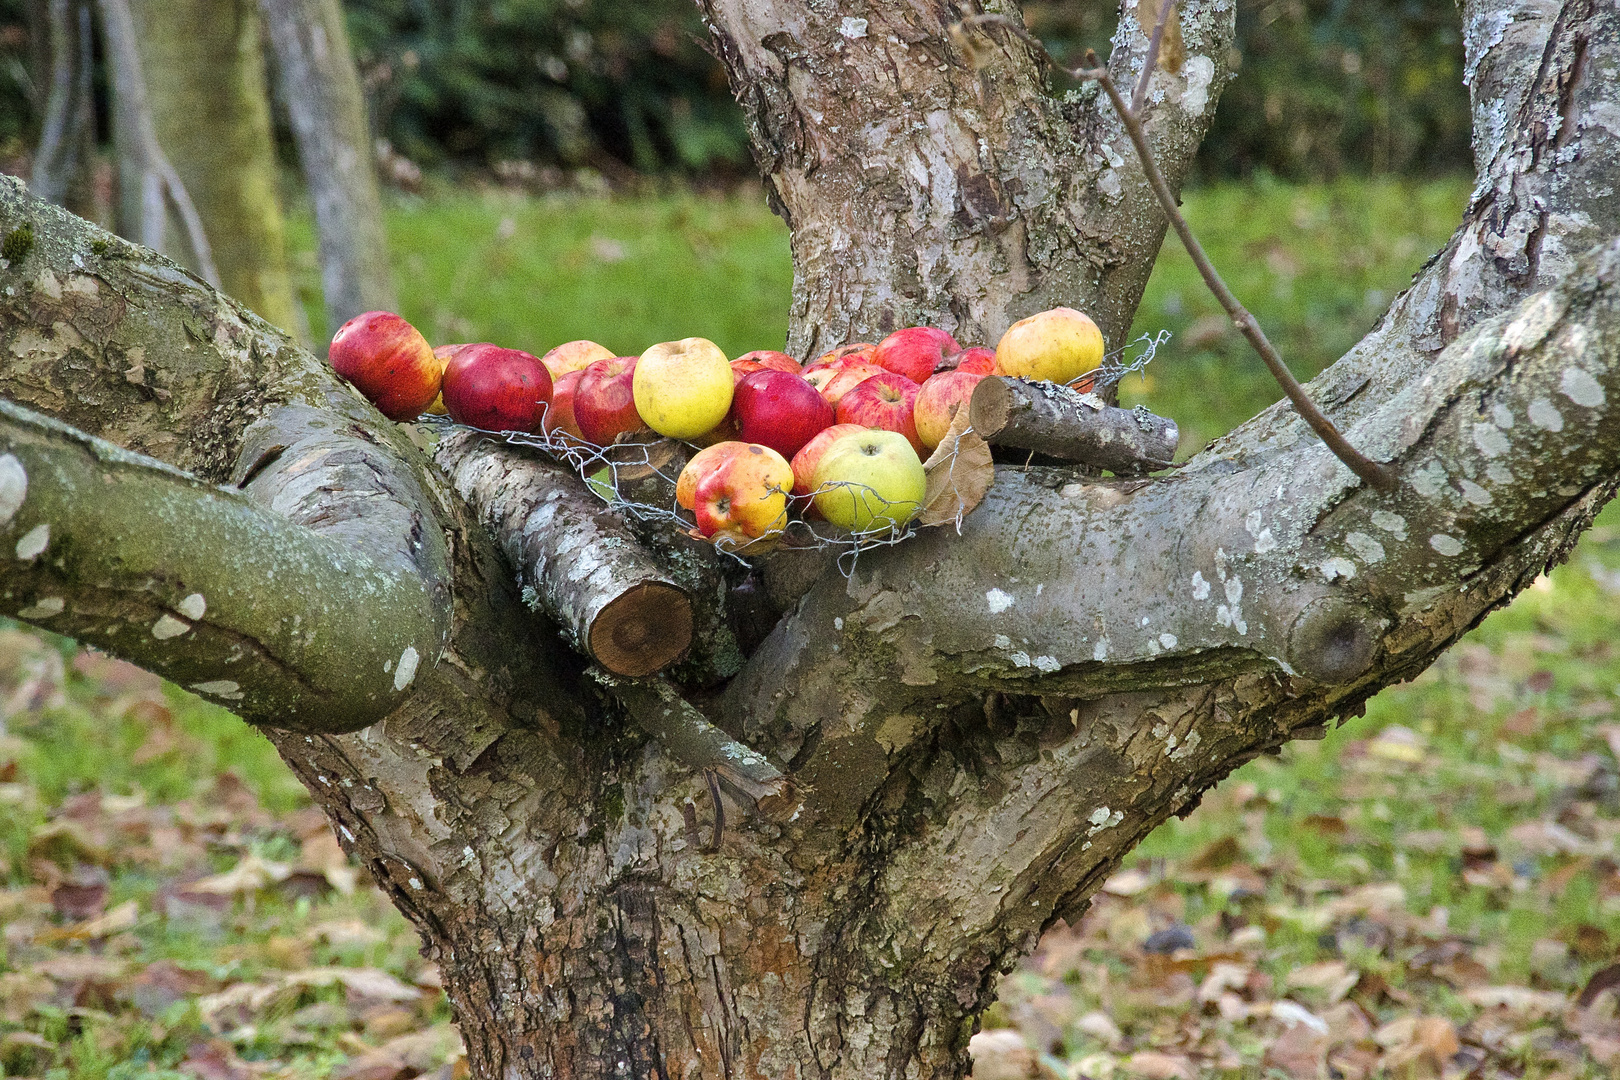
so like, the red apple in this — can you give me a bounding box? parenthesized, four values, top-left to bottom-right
(836, 371, 923, 454)
(946, 346, 996, 375)
(329, 311, 441, 420)
(543, 369, 586, 439)
(873, 326, 961, 384)
(735, 350, 802, 374)
(731, 359, 767, 385)
(574, 356, 645, 445)
(441, 344, 553, 433)
(732, 370, 835, 460)
(541, 339, 615, 379)
(914, 370, 985, 449)
(791, 422, 867, 499)
(811, 342, 876, 368)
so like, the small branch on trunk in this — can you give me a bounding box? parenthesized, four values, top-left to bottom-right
(600, 673, 802, 822)
(435, 430, 694, 677)
(0, 400, 444, 733)
(953, 15, 1396, 492)
(969, 376, 1179, 474)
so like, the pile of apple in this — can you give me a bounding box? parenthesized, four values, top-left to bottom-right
(328, 306, 1104, 548)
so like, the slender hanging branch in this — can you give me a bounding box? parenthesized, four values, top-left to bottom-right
(955, 13, 1397, 491)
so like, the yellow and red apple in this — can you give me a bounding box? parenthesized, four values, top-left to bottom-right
(994, 307, 1105, 384)
(677, 441, 794, 541)
(914, 370, 986, 450)
(734, 350, 802, 374)
(329, 311, 442, 420)
(542, 339, 615, 379)
(948, 346, 996, 375)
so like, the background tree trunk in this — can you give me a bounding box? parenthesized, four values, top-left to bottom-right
(2, 0, 1619, 1077)
(124, 0, 306, 338)
(28, 0, 97, 220)
(259, 0, 397, 334)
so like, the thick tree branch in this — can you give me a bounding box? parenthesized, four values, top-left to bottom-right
(0, 399, 444, 730)
(725, 235, 1620, 827)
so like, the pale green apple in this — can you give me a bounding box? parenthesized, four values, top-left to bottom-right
(810, 429, 926, 535)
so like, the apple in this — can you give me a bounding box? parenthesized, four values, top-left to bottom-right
(329, 311, 441, 420)
(947, 346, 996, 375)
(994, 307, 1105, 384)
(735, 350, 802, 374)
(542, 339, 615, 379)
(835, 371, 924, 454)
(811, 429, 926, 535)
(574, 356, 646, 445)
(914, 370, 986, 449)
(732, 369, 835, 460)
(677, 441, 794, 541)
(427, 343, 473, 415)
(731, 359, 767, 385)
(811, 342, 876, 368)
(873, 326, 961, 384)
(543, 369, 586, 439)
(805, 361, 884, 410)
(633, 337, 734, 439)
(441, 343, 553, 433)
(790, 422, 866, 498)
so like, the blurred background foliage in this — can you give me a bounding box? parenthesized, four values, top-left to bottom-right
(0, 0, 1472, 181)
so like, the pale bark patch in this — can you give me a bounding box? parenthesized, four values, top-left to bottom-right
(0, 454, 27, 525)
(15, 523, 49, 560)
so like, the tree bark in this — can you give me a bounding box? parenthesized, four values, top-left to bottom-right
(259, 0, 398, 332)
(124, 0, 306, 338)
(1, 0, 1618, 1077)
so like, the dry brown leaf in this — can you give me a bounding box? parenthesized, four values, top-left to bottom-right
(1263, 1021, 1329, 1079)
(39, 898, 137, 942)
(919, 407, 993, 527)
(1124, 1049, 1195, 1080)
(1137, 0, 1185, 76)
(298, 831, 359, 896)
(183, 854, 292, 897)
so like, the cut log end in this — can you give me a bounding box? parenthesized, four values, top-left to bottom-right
(967, 374, 1015, 439)
(589, 582, 694, 677)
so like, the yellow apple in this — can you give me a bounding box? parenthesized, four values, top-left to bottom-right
(811, 429, 926, 536)
(993, 307, 1105, 384)
(633, 337, 734, 439)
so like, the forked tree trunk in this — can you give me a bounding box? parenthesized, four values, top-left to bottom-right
(0, 1, 1617, 1077)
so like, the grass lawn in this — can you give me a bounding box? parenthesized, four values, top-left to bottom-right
(3, 177, 1616, 1078)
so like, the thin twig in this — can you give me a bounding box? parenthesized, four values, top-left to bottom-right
(953, 16, 1397, 491)
(1131, 1, 1176, 115)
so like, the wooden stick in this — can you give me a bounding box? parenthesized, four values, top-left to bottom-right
(602, 674, 802, 822)
(436, 431, 694, 677)
(970, 376, 1178, 474)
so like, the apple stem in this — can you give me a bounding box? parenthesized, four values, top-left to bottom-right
(953, 15, 1399, 492)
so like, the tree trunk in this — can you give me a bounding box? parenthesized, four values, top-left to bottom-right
(124, 0, 306, 337)
(259, 0, 397, 333)
(29, 0, 97, 220)
(1, 1, 1618, 1077)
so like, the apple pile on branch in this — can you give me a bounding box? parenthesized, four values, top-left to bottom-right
(326, 304, 1183, 679)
